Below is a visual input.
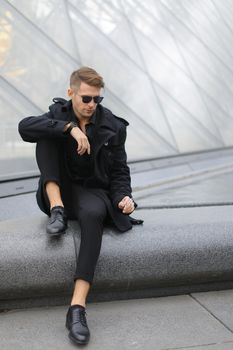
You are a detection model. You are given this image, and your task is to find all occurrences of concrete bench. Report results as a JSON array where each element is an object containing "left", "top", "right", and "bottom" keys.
[{"left": 1, "top": 206, "right": 233, "bottom": 310}]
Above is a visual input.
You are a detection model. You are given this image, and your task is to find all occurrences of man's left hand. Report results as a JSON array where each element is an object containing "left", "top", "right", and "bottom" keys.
[{"left": 118, "top": 196, "right": 135, "bottom": 214}]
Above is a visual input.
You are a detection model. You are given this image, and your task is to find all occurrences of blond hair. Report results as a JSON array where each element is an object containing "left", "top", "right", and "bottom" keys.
[{"left": 70, "top": 66, "right": 104, "bottom": 89}]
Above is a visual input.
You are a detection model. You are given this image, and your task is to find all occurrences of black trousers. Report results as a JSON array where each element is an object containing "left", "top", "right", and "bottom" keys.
[{"left": 36, "top": 139, "right": 107, "bottom": 284}]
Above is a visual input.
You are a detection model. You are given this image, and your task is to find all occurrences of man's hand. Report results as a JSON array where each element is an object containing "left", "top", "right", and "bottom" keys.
[
  {"left": 70, "top": 127, "right": 91, "bottom": 155},
  {"left": 118, "top": 196, "right": 135, "bottom": 214}
]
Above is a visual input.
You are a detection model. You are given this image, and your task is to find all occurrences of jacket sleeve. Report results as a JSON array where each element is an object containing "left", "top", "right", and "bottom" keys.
[
  {"left": 18, "top": 111, "right": 69, "bottom": 143},
  {"left": 109, "top": 124, "right": 132, "bottom": 208}
]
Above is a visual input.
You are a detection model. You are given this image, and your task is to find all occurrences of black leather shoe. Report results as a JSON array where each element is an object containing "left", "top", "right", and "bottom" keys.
[
  {"left": 46, "top": 206, "right": 67, "bottom": 236},
  {"left": 66, "top": 305, "right": 90, "bottom": 345}
]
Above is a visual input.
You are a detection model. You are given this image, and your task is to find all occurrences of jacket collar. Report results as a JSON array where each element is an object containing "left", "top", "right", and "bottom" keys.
[
  {"left": 61, "top": 99, "right": 72, "bottom": 112},
  {"left": 96, "top": 104, "right": 117, "bottom": 131},
  {"left": 62, "top": 102, "right": 118, "bottom": 132},
  {"left": 58, "top": 100, "right": 117, "bottom": 151},
  {"left": 70, "top": 105, "right": 97, "bottom": 125},
  {"left": 58, "top": 98, "right": 128, "bottom": 130},
  {"left": 56, "top": 99, "right": 128, "bottom": 149}
]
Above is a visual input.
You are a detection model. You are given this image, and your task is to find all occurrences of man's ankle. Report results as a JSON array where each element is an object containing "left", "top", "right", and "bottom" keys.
[
  {"left": 71, "top": 300, "right": 86, "bottom": 308},
  {"left": 50, "top": 204, "right": 64, "bottom": 210}
]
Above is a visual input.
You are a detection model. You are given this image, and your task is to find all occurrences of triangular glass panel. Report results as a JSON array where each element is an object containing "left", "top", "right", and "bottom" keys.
[
  {"left": 156, "top": 84, "right": 224, "bottom": 152},
  {"left": 178, "top": 45, "right": 233, "bottom": 118},
  {"left": 70, "top": 0, "right": 144, "bottom": 67},
  {"left": 7, "top": 0, "right": 78, "bottom": 58},
  {"left": 201, "top": 92, "right": 233, "bottom": 146},
  {"left": 105, "top": 89, "right": 178, "bottom": 160},
  {"left": 0, "top": 1, "right": 78, "bottom": 110}
]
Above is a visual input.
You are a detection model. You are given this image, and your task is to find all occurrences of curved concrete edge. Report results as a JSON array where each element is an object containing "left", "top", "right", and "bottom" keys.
[
  {"left": 0, "top": 216, "right": 76, "bottom": 299},
  {"left": 1, "top": 206, "right": 233, "bottom": 309}
]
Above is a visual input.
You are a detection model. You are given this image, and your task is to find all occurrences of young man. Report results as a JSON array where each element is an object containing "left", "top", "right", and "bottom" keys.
[{"left": 18, "top": 66, "right": 141, "bottom": 346}]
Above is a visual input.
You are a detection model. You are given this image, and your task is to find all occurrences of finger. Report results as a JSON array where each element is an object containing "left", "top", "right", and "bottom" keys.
[
  {"left": 119, "top": 197, "right": 131, "bottom": 210},
  {"left": 77, "top": 142, "right": 82, "bottom": 152},
  {"left": 77, "top": 145, "right": 84, "bottom": 155},
  {"left": 123, "top": 198, "right": 132, "bottom": 208},
  {"left": 77, "top": 139, "right": 87, "bottom": 154},
  {"left": 123, "top": 203, "right": 132, "bottom": 211},
  {"left": 77, "top": 147, "right": 86, "bottom": 155},
  {"left": 125, "top": 198, "right": 132, "bottom": 206},
  {"left": 118, "top": 201, "right": 124, "bottom": 209},
  {"left": 78, "top": 149, "right": 84, "bottom": 155},
  {"left": 121, "top": 196, "right": 129, "bottom": 205},
  {"left": 123, "top": 205, "right": 134, "bottom": 214},
  {"left": 123, "top": 201, "right": 134, "bottom": 213},
  {"left": 78, "top": 142, "right": 85, "bottom": 154},
  {"left": 87, "top": 141, "right": 91, "bottom": 155}
]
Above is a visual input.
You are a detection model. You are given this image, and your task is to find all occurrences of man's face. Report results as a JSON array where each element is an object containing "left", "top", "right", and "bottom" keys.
[{"left": 68, "top": 82, "right": 102, "bottom": 121}]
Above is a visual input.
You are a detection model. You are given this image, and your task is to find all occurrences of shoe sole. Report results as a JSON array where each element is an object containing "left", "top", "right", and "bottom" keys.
[
  {"left": 47, "top": 230, "right": 66, "bottom": 237},
  {"left": 68, "top": 333, "right": 90, "bottom": 345}
]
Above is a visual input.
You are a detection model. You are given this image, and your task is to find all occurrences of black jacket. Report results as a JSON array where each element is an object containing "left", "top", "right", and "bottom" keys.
[{"left": 18, "top": 98, "right": 141, "bottom": 232}]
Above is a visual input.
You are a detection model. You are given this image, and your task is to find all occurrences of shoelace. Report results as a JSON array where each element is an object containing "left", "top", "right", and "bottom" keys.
[
  {"left": 72, "top": 309, "right": 87, "bottom": 327},
  {"left": 50, "top": 209, "right": 65, "bottom": 223}
]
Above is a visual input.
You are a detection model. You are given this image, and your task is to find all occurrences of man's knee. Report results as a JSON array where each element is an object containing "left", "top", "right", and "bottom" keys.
[
  {"left": 36, "top": 139, "right": 61, "bottom": 167},
  {"left": 36, "top": 139, "right": 62, "bottom": 181},
  {"left": 36, "top": 139, "right": 58, "bottom": 152},
  {"left": 78, "top": 206, "right": 106, "bottom": 223}
]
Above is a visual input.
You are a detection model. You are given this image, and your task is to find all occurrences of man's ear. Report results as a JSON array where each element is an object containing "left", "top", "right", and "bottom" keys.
[{"left": 67, "top": 88, "right": 74, "bottom": 98}]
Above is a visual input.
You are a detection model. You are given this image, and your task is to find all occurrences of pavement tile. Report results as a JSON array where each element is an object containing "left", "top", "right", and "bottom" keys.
[
  {"left": 1, "top": 295, "right": 233, "bottom": 350},
  {"left": 191, "top": 289, "right": 233, "bottom": 332},
  {"left": 178, "top": 342, "right": 233, "bottom": 350}
]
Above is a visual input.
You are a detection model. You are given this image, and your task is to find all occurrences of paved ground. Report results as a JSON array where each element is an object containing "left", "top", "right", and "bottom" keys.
[
  {"left": 136, "top": 170, "right": 233, "bottom": 208},
  {"left": 1, "top": 289, "right": 233, "bottom": 350}
]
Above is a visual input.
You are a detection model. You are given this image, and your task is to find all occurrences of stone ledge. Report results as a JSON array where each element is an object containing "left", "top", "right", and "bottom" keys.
[{"left": 1, "top": 206, "right": 233, "bottom": 309}]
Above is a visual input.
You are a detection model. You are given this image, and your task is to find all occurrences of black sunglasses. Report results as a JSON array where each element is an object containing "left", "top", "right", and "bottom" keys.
[{"left": 78, "top": 94, "right": 104, "bottom": 104}]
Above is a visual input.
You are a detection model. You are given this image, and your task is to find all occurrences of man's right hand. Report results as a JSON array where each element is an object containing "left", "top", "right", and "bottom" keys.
[{"left": 70, "top": 126, "right": 91, "bottom": 155}]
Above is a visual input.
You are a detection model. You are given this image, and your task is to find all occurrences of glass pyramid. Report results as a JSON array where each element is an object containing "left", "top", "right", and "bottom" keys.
[{"left": 1, "top": 0, "right": 233, "bottom": 179}]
